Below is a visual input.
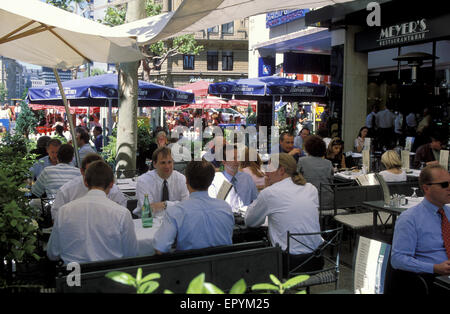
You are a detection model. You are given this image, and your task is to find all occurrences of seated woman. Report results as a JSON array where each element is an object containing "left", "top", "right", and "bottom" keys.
[
  {"left": 354, "top": 126, "right": 369, "bottom": 153},
  {"left": 326, "top": 138, "right": 346, "bottom": 170},
  {"left": 379, "top": 150, "right": 407, "bottom": 182},
  {"left": 297, "top": 135, "right": 334, "bottom": 210},
  {"left": 240, "top": 147, "right": 266, "bottom": 190}
]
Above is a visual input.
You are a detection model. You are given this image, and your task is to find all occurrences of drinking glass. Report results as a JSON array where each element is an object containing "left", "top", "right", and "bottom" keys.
[{"left": 411, "top": 187, "right": 419, "bottom": 198}]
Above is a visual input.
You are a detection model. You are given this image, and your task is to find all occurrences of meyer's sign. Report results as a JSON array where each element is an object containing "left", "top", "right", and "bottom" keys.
[
  {"left": 266, "top": 9, "right": 309, "bottom": 28},
  {"left": 355, "top": 14, "right": 450, "bottom": 52}
]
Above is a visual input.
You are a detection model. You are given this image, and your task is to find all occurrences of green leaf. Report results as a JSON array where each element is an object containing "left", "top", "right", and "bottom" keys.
[
  {"left": 186, "top": 273, "right": 205, "bottom": 294},
  {"left": 283, "top": 275, "right": 310, "bottom": 289},
  {"left": 164, "top": 289, "right": 174, "bottom": 294},
  {"left": 229, "top": 278, "right": 247, "bottom": 294},
  {"left": 138, "top": 281, "right": 159, "bottom": 294},
  {"left": 10, "top": 219, "right": 17, "bottom": 227},
  {"left": 202, "top": 282, "right": 224, "bottom": 294},
  {"left": 296, "top": 290, "right": 307, "bottom": 294},
  {"left": 251, "top": 283, "right": 279, "bottom": 291},
  {"left": 141, "top": 272, "right": 161, "bottom": 284},
  {"left": 270, "top": 274, "right": 282, "bottom": 286},
  {"left": 105, "top": 271, "right": 136, "bottom": 287},
  {"left": 136, "top": 268, "right": 142, "bottom": 284}
]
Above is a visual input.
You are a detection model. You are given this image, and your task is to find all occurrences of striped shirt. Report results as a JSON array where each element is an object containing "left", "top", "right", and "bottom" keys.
[
  {"left": 32, "top": 163, "right": 81, "bottom": 198},
  {"left": 77, "top": 144, "right": 97, "bottom": 167},
  {"left": 29, "top": 156, "right": 54, "bottom": 180}
]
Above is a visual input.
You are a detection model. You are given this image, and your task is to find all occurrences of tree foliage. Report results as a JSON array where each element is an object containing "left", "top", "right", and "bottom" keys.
[{"left": 15, "top": 101, "right": 39, "bottom": 138}]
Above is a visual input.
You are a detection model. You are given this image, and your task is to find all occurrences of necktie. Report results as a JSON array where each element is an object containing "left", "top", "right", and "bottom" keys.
[
  {"left": 438, "top": 208, "right": 450, "bottom": 259},
  {"left": 162, "top": 180, "right": 169, "bottom": 202}
]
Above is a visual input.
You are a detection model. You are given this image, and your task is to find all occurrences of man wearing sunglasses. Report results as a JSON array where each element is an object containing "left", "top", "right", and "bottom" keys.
[{"left": 391, "top": 164, "right": 450, "bottom": 293}]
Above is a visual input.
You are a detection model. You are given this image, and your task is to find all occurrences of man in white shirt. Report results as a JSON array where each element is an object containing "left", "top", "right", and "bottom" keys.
[
  {"left": 31, "top": 144, "right": 81, "bottom": 198},
  {"left": 133, "top": 146, "right": 189, "bottom": 217},
  {"left": 245, "top": 153, "right": 323, "bottom": 278},
  {"left": 47, "top": 160, "right": 138, "bottom": 264},
  {"left": 208, "top": 144, "right": 258, "bottom": 213},
  {"left": 52, "top": 153, "right": 127, "bottom": 220}
]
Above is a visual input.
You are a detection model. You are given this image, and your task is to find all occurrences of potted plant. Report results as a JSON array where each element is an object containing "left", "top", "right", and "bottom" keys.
[{"left": 0, "top": 133, "right": 44, "bottom": 291}]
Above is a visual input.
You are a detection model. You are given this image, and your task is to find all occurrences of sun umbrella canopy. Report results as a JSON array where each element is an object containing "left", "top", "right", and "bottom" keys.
[
  {"left": 208, "top": 76, "right": 329, "bottom": 102},
  {"left": 177, "top": 80, "right": 211, "bottom": 97},
  {"left": 0, "top": 0, "right": 143, "bottom": 69},
  {"left": 27, "top": 74, "right": 194, "bottom": 107}
]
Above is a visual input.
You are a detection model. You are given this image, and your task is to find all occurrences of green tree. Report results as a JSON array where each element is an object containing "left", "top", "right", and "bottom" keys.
[
  {"left": 15, "top": 101, "right": 39, "bottom": 138},
  {"left": 0, "top": 83, "right": 7, "bottom": 103},
  {"left": 88, "top": 68, "right": 107, "bottom": 77}
]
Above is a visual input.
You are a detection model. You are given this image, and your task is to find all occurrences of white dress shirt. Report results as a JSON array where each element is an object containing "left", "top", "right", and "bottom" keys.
[
  {"left": 245, "top": 177, "right": 323, "bottom": 254},
  {"left": 133, "top": 169, "right": 189, "bottom": 216},
  {"left": 52, "top": 175, "right": 128, "bottom": 220},
  {"left": 47, "top": 189, "right": 138, "bottom": 264}
]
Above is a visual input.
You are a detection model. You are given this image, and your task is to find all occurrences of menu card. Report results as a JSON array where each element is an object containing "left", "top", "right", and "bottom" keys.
[{"left": 362, "top": 150, "right": 370, "bottom": 173}]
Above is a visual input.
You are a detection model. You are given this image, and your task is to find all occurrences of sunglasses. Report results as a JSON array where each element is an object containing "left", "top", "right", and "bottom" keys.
[{"left": 426, "top": 181, "right": 450, "bottom": 188}]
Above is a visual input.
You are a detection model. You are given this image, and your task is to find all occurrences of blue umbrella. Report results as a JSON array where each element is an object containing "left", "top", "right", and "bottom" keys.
[
  {"left": 208, "top": 76, "right": 328, "bottom": 101},
  {"left": 27, "top": 73, "right": 194, "bottom": 107}
]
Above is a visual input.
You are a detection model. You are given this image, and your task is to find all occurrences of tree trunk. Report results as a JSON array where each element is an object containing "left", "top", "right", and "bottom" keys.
[{"left": 115, "top": 0, "right": 146, "bottom": 172}]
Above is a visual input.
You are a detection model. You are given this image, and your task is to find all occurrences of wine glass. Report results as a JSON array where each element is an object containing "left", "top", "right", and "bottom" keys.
[{"left": 411, "top": 187, "right": 419, "bottom": 198}]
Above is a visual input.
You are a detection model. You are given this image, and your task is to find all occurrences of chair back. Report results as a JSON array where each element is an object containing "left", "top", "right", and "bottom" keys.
[{"left": 286, "top": 226, "right": 343, "bottom": 289}]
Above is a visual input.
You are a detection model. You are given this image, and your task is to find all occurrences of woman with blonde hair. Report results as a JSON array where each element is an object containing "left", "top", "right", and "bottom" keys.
[
  {"left": 379, "top": 150, "right": 407, "bottom": 182},
  {"left": 240, "top": 147, "right": 266, "bottom": 190},
  {"left": 245, "top": 153, "right": 323, "bottom": 278}
]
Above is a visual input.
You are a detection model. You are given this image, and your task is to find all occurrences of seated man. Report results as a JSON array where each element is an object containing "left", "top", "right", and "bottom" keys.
[
  {"left": 208, "top": 144, "right": 258, "bottom": 213},
  {"left": 391, "top": 164, "right": 450, "bottom": 282},
  {"left": 29, "top": 138, "right": 61, "bottom": 180},
  {"left": 133, "top": 146, "right": 189, "bottom": 217},
  {"left": 294, "top": 127, "right": 311, "bottom": 154},
  {"left": 153, "top": 160, "right": 234, "bottom": 253},
  {"left": 245, "top": 153, "right": 324, "bottom": 278},
  {"left": 279, "top": 132, "right": 304, "bottom": 162},
  {"left": 51, "top": 153, "right": 127, "bottom": 220},
  {"left": 31, "top": 144, "right": 81, "bottom": 198},
  {"left": 47, "top": 160, "right": 138, "bottom": 264},
  {"left": 413, "top": 132, "right": 447, "bottom": 169},
  {"left": 75, "top": 127, "right": 96, "bottom": 167}
]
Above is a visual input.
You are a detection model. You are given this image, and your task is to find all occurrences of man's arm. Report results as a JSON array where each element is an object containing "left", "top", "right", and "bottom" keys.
[
  {"left": 244, "top": 193, "right": 268, "bottom": 228},
  {"left": 152, "top": 213, "right": 178, "bottom": 254},
  {"left": 391, "top": 215, "right": 435, "bottom": 274}
]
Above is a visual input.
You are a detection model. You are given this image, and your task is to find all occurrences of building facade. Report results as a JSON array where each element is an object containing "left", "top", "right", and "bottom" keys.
[
  {"left": 0, "top": 57, "right": 26, "bottom": 103},
  {"left": 145, "top": 0, "right": 249, "bottom": 88}
]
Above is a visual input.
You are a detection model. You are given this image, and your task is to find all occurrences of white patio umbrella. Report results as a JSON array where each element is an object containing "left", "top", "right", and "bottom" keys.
[
  {"left": 113, "top": 0, "right": 354, "bottom": 45},
  {"left": 0, "top": 0, "right": 145, "bottom": 166}
]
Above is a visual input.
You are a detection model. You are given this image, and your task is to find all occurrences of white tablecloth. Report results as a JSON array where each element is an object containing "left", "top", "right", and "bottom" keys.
[
  {"left": 334, "top": 170, "right": 363, "bottom": 181},
  {"left": 116, "top": 178, "right": 137, "bottom": 192},
  {"left": 133, "top": 218, "right": 162, "bottom": 256},
  {"left": 405, "top": 169, "right": 421, "bottom": 177}
]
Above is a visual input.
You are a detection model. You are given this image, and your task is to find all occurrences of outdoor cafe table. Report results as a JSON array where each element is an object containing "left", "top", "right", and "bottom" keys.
[{"left": 362, "top": 196, "right": 424, "bottom": 230}]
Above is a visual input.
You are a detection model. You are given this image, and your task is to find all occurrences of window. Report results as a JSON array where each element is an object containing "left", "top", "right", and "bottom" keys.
[
  {"left": 207, "top": 26, "right": 219, "bottom": 33},
  {"left": 222, "top": 51, "right": 233, "bottom": 71},
  {"left": 207, "top": 51, "right": 218, "bottom": 71},
  {"left": 183, "top": 55, "right": 195, "bottom": 70},
  {"left": 221, "top": 22, "right": 234, "bottom": 35}
]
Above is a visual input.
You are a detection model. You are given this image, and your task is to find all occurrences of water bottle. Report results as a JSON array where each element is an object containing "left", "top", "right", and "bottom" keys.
[{"left": 141, "top": 194, "right": 153, "bottom": 228}]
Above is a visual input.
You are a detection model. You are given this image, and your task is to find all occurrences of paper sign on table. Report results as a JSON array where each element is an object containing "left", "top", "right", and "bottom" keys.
[
  {"left": 401, "top": 150, "right": 410, "bottom": 171},
  {"left": 439, "top": 150, "right": 449, "bottom": 171},
  {"left": 363, "top": 138, "right": 371, "bottom": 151},
  {"left": 362, "top": 150, "right": 370, "bottom": 173}
]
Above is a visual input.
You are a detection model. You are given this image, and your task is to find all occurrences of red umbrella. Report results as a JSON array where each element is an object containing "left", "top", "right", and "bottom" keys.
[
  {"left": 29, "top": 104, "right": 100, "bottom": 114},
  {"left": 177, "top": 80, "right": 210, "bottom": 97},
  {"left": 227, "top": 99, "right": 257, "bottom": 112}
]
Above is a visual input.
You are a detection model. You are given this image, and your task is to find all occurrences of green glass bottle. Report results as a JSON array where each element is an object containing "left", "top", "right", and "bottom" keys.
[{"left": 142, "top": 194, "right": 153, "bottom": 228}]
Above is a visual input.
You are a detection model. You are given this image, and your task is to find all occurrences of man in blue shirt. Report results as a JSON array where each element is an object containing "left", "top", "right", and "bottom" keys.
[
  {"left": 153, "top": 160, "right": 234, "bottom": 253},
  {"left": 92, "top": 126, "right": 103, "bottom": 153},
  {"left": 279, "top": 132, "right": 304, "bottom": 163},
  {"left": 208, "top": 144, "right": 258, "bottom": 212},
  {"left": 29, "top": 138, "right": 61, "bottom": 180},
  {"left": 391, "top": 164, "right": 450, "bottom": 277}
]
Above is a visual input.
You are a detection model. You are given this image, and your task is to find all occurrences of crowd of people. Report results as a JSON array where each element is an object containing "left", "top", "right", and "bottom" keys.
[{"left": 9, "top": 100, "right": 447, "bottom": 293}]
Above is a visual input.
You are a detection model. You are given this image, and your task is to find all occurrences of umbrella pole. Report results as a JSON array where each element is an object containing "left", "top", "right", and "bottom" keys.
[
  {"left": 108, "top": 98, "right": 113, "bottom": 135},
  {"left": 53, "top": 68, "right": 80, "bottom": 167}
]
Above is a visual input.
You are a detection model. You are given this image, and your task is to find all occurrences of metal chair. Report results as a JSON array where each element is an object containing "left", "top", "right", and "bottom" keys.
[
  {"left": 285, "top": 226, "right": 343, "bottom": 293},
  {"left": 318, "top": 182, "right": 353, "bottom": 230}
]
